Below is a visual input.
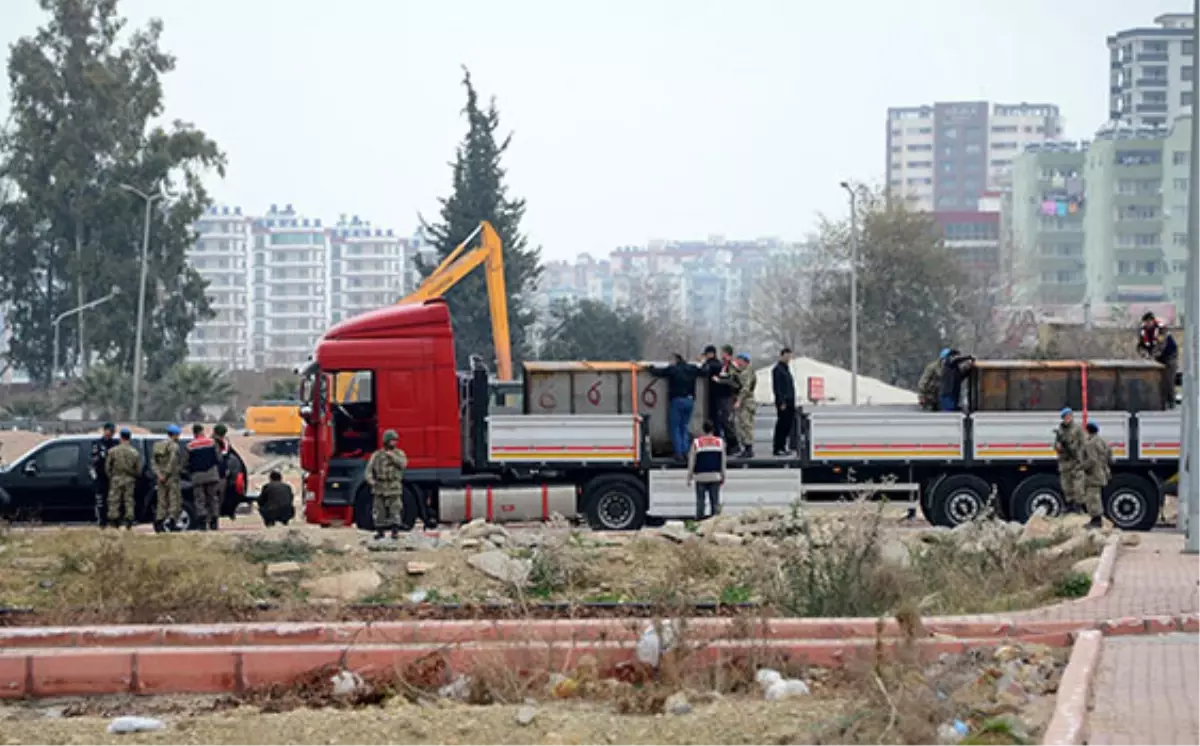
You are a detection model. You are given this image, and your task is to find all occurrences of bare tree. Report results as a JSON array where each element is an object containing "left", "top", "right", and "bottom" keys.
[
  {"left": 744, "top": 248, "right": 816, "bottom": 357},
  {"left": 620, "top": 272, "right": 702, "bottom": 359}
]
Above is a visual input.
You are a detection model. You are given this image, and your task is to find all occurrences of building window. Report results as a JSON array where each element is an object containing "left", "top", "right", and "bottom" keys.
[
  {"left": 906, "top": 144, "right": 933, "bottom": 152},
  {"left": 1183, "top": 91, "right": 1194, "bottom": 107},
  {"left": 1174, "top": 232, "right": 1189, "bottom": 246},
  {"left": 1173, "top": 151, "right": 1191, "bottom": 166},
  {"left": 1175, "top": 177, "right": 1189, "bottom": 191},
  {"left": 1186, "top": 40, "right": 1196, "bottom": 56},
  {"left": 1184, "top": 66, "right": 1196, "bottom": 82},
  {"left": 991, "top": 125, "right": 1018, "bottom": 134},
  {"left": 1116, "top": 150, "right": 1161, "bottom": 166}
]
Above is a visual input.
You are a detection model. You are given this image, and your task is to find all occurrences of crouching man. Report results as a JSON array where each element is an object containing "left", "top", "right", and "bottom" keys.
[
  {"left": 258, "top": 470, "right": 296, "bottom": 527},
  {"left": 686, "top": 420, "right": 727, "bottom": 520}
]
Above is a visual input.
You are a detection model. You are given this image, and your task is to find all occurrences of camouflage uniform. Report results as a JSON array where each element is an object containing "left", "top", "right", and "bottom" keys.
[
  {"left": 1054, "top": 420, "right": 1086, "bottom": 508},
  {"left": 105, "top": 440, "right": 142, "bottom": 526},
  {"left": 1082, "top": 432, "right": 1112, "bottom": 520},
  {"left": 733, "top": 362, "right": 758, "bottom": 454},
  {"left": 365, "top": 431, "right": 408, "bottom": 535},
  {"left": 152, "top": 438, "right": 183, "bottom": 525},
  {"left": 917, "top": 359, "right": 942, "bottom": 411}
]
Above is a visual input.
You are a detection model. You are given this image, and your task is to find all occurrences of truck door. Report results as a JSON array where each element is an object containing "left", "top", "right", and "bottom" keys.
[{"left": 7, "top": 441, "right": 88, "bottom": 521}]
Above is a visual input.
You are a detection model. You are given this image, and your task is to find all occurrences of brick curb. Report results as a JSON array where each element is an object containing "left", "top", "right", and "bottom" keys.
[
  {"left": 1042, "top": 630, "right": 1102, "bottom": 746},
  {"left": 1085, "top": 534, "right": 1120, "bottom": 600},
  {"left": 0, "top": 634, "right": 1073, "bottom": 700}
]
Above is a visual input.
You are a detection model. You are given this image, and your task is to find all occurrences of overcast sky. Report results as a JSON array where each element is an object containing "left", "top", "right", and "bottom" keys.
[{"left": 0, "top": 0, "right": 1187, "bottom": 260}]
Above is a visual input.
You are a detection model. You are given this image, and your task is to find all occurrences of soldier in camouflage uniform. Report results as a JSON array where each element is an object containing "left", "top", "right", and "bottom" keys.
[
  {"left": 365, "top": 429, "right": 408, "bottom": 539},
  {"left": 105, "top": 428, "right": 142, "bottom": 530},
  {"left": 152, "top": 425, "right": 183, "bottom": 533},
  {"left": 1082, "top": 422, "right": 1111, "bottom": 529},
  {"left": 1054, "top": 408, "right": 1086, "bottom": 512},
  {"left": 732, "top": 353, "right": 758, "bottom": 458},
  {"left": 917, "top": 349, "right": 949, "bottom": 411}
]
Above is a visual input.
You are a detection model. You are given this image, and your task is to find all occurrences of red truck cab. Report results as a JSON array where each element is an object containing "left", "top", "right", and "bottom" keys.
[{"left": 299, "top": 300, "right": 462, "bottom": 526}]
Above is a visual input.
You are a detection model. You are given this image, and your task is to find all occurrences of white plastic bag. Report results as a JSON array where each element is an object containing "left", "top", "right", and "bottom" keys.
[{"left": 107, "top": 717, "right": 164, "bottom": 734}]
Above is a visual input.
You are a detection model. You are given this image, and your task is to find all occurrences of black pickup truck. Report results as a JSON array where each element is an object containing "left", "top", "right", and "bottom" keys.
[{"left": 0, "top": 434, "right": 249, "bottom": 529}]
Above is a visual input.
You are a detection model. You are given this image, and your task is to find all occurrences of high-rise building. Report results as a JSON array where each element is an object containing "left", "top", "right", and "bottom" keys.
[
  {"left": 887, "top": 101, "right": 1065, "bottom": 212},
  {"left": 189, "top": 205, "right": 252, "bottom": 369},
  {"left": 249, "top": 204, "right": 329, "bottom": 370},
  {"left": 1009, "top": 143, "right": 1088, "bottom": 305},
  {"left": 1108, "top": 13, "right": 1195, "bottom": 130},
  {"left": 329, "top": 215, "right": 407, "bottom": 325}
]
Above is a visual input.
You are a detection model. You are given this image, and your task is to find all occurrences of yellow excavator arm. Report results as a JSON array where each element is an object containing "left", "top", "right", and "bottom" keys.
[{"left": 402, "top": 221, "right": 513, "bottom": 381}]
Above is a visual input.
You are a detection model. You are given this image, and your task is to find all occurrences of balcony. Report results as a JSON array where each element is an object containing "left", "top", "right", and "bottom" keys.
[
  {"left": 1137, "top": 53, "right": 1169, "bottom": 63},
  {"left": 1135, "top": 78, "right": 1169, "bottom": 87},
  {"left": 1136, "top": 103, "right": 1169, "bottom": 113}
]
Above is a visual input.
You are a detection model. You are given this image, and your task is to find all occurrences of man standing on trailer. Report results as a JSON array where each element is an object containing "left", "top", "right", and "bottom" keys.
[
  {"left": 772, "top": 348, "right": 797, "bottom": 456},
  {"left": 709, "top": 344, "right": 739, "bottom": 451},
  {"left": 732, "top": 352, "right": 758, "bottom": 458},
  {"left": 939, "top": 349, "right": 975, "bottom": 412},
  {"left": 919, "top": 349, "right": 950, "bottom": 411},
  {"left": 365, "top": 429, "right": 408, "bottom": 540},
  {"left": 1054, "top": 408, "right": 1086, "bottom": 511},
  {"left": 648, "top": 353, "right": 700, "bottom": 460},
  {"left": 686, "top": 420, "right": 726, "bottom": 519},
  {"left": 1082, "top": 422, "right": 1112, "bottom": 529},
  {"left": 1137, "top": 311, "right": 1178, "bottom": 409}
]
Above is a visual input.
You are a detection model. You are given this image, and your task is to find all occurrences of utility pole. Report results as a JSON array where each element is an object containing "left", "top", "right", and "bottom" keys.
[
  {"left": 52, "top": 287, "right": 121, "bottom": 385},
  {"left": 1183, "top": 0, "right": 1200, "bottom": 554},
  {"left": 119, "top": 182, "right": 166, "bottom": 423},
  {"left": 839, "top": 182, "right": 860, "bottom": 405}
]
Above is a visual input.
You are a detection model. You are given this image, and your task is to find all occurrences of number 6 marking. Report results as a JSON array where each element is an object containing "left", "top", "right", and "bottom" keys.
[{"left": 587, "top": 381, "right": 602, "bottom": 406}]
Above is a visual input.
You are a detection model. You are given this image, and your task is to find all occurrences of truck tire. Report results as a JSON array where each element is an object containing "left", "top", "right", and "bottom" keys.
[
  {"left": 177, "top": 500, "right": 196, "bottom": 532},
  {"left": 929, "top": 474, "right": 990, "bottom": 528},
  {"left": 1010, "top": 474, "right": 1067, "bottom": 523},
  {"left": 354, "top": 485, "right": 374, "bottom": 531},
  {"left": 582, "top": 474, "right": 646, "bottom": 531},
  {"left": 919, "top": 475, "right": 944, "bottom": 524},
  {"left": 1104, "top": 473, "right": 1160, "bottom": 532}
]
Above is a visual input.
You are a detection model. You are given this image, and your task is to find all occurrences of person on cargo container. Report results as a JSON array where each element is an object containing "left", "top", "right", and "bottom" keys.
[
  {"left": 938, "top": 349, "right": 975, "bottom": 412},
  {"left": 687, "top": 420, "right": 726, "bottom": 519},
  {"left": 918, "top": 349, "right": 950, "bottom": 411},
  {"left": 649, "top": 353, "right": 701, "bottom": 460},
  {"left": 709, "top": 344, "right": 740, "bottom": 452},
  {"left": 1137, "top": 312, "right": 1178, "bottom": 409},
  {"left": 1054, "top": 408, "right": 1086, "bottom": 511},
  {"left": 732, "top": 353, "right": 758, "bottom": 458},
  {"left": 1082, "top": 422, "right": 1111, "bottom": 529},
  {"left": 772, "top": 348, "right": 797, "bottom": 456}
]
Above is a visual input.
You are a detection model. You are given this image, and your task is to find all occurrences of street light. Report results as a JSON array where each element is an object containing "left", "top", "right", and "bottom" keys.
[
  {"left": 118, "top": 182, "right": 168, "bottom": 423},
  {"left": 1182, "top": 0, "right": 1200, "bottom": 554},
  {"left": 52, "top": 285, "right": 121, "bottom": 384},
  {"left": 839, "top": 181, "right": 859, "bottom": 406}
]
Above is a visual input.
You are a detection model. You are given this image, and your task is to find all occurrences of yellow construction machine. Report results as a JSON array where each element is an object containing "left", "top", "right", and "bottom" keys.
[{"left": 242, "top": 221, "right": 512, "bottom": 452}]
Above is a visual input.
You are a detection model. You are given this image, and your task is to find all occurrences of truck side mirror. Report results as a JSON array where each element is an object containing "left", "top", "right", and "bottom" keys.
[{"left": 299, "top": 405, "right": 313, "bottom": 424}]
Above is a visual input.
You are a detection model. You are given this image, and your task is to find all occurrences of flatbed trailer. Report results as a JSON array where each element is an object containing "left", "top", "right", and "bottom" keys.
[{"left": 298, "top": 301, "right": 1179, "bottom": 532}]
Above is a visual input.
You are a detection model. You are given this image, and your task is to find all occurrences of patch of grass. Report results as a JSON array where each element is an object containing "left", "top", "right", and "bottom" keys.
[
  {"left": 718, "top": 583, "right": 752, "bottom": 605},
  {"left": 1052, "top": 571, "right": 1092, "bottom": 599},
  {"left": 234, "top": 531, "right": 315, "bottom": 564},
  {"left": 963, "top": 716, "right": 1031, "bottom": 745}
]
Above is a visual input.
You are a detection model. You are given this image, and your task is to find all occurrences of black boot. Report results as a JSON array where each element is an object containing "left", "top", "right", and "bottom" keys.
[
  {"left": 198, "top": 519, "right": 209, "bottom": 532},
  {"left": 390, "top": 527, "right": 401, "bottom": 540},
  {"left": 1087, "top": 516, "right": 1103, "bottom": 529},
  {"left": 374, "top": 530, "right": 386, "bottom": 540},
  {"left": 124, "top": 521, "right": 134, "bottom": 531},
  {"left": 740, "top": 446, "right": 754, "bottom": 459},
  {"left": 208, "top": 516, "right": 219, "bottom": 531},
  {"left": 153, "top": 520, "right": 165, "bottom": 534}
]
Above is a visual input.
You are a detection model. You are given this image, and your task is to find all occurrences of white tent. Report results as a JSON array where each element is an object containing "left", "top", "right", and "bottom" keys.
[{"left": 753, "top": 356, "right": 917, "bottom": 406}]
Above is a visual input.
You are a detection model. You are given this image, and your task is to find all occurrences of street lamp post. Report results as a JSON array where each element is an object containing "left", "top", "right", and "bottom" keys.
[
  {"left": 1182, "top": 0, "right": 1200, "bottom": 554},
  {"left": 118, "top": 182, "right": 167, "bottom": 423},
  {"left": 839, "top": 181, "right": 859, "bottom": 405},
  {"left": 52, "top": 286, "right": 121, "bottom": 384}
]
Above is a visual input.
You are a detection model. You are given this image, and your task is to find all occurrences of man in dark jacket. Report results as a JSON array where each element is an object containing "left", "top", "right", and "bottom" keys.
[
  {"left": 1138, "top": 311, "right": 1178, "bottom": 409},
  {"left": 187, "top": 424, "right": 222, "bottom": 531},
  {"left": 708, "top": 344, "right": 739, "bottom": 451},
  {"left": 939, "top": 350, "right": 976, "bottom": 412},
  {"left": 771, "top": 348, "right": 796, "bottom": 456},
  {"left": 649, "top": 353, "right": 700, "bottom": 460},
  {"left": 89, "top": 422, "right": 119, "bottom": 527},
  {"left": 258, "top": 470, "right": 296, "bottom": 526}
]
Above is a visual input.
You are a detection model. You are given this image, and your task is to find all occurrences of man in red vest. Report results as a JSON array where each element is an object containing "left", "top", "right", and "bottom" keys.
[{"left": 686, "top": 420, "right": 727, "bottom": 520}]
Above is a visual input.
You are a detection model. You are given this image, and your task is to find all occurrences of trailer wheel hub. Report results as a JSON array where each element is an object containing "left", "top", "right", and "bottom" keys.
[
  {"left": 1029, "top": 491, "right": 1063, "bottom": 518},
  {"left": 596, "top": 492, "right": 634, "bottom": 530},
  {"left": 947, "top": 491, "right": 982, "bottom": 524},
  {"left": 1109, "top": 490, "right": 1145, "bottom": 527}
]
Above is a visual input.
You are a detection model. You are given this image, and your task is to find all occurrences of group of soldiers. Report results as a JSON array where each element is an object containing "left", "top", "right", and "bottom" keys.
[
  {"left": 649, "top": 345, "right": 759, "bottom": 461},
  {"left": 1054, "top": 409, "right": 1113, "bottom": 527},
  {"left": 88, "top": 421, "right": 238, "bottom": 532}
]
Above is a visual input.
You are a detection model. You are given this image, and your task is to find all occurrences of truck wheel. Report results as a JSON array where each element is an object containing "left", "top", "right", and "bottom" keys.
[
  {"left": 354, "top": 486, "right": 375, "bottom": 531},
  {"left": 1104, "top": 474, "right": 1160, "bottom": 532},
  {"left": 1010, "top": 474, "right": 1066, "bottom": 523},
  {"left": 919, "top": 476, "right": 944, "bottom": 524},
  {"left": 582, "top": 474, "right": 646, "bottom": 531},
  {"left": 929, "top": 474, "right": 990, "bottom": 527},
  {"left": 177, "top": 501, "right": 196, "bottom": 532}
]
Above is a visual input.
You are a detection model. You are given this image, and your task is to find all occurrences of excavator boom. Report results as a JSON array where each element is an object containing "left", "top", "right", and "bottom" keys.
[{"left": 402, "top": 221, "right": 512, "bottom": 380}]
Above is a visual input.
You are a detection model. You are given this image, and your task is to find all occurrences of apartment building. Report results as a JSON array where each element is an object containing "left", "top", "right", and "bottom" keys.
[
  {"left": 1009, "top": 143, "right": 1089, "bottom": 304},
  {"left": 330, "top": 215, "right": 407, "bottom": 325},
  {"left": 1108, "top": 13, "right": 1195, "bottom": 130},
  {"left": 887, "top": 101, "right": 1065, "bottom": 212},
  {"left": 249, "top": 204, "right": 329, "bottom": 370},
  {"left": 932, "top": 210, "right": 1001, "bottom": 284},
  {"left": 189, "top": 206, "right": 252, "bottom": 368}
]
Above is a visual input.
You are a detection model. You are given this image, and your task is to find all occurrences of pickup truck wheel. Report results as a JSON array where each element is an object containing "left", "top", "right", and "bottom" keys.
[
  {"left": 929, "top": 474, "right": 990, "bottom": 527},
  {"left": 354, "top": 485, "right": 375, "bottom": 531},
  {"left": 176, "top": 501, "right": 196, "bottom": 532},
  {"left": 1104, "top": 474, "right": 1159, "bottom": 532},
  {"left": 1010, "top": 474, "right": 1066, "bottom": 523},
  {"left": 582, "top": 474, "right": 646, "bottom": 531}
]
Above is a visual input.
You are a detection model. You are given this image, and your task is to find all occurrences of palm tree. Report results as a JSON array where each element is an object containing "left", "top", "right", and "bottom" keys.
[
  {"left": 265, "top": 376, "right": 301, "bottom": 401},
  {"left": 70, "top": 365, "right": 132, "bottom": 421},
  {"left": 152, "top": 364, "right": 236, "bottom": 422},
  {"left": 0, "top": 395, "right": 58, "bottom": 420}
]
